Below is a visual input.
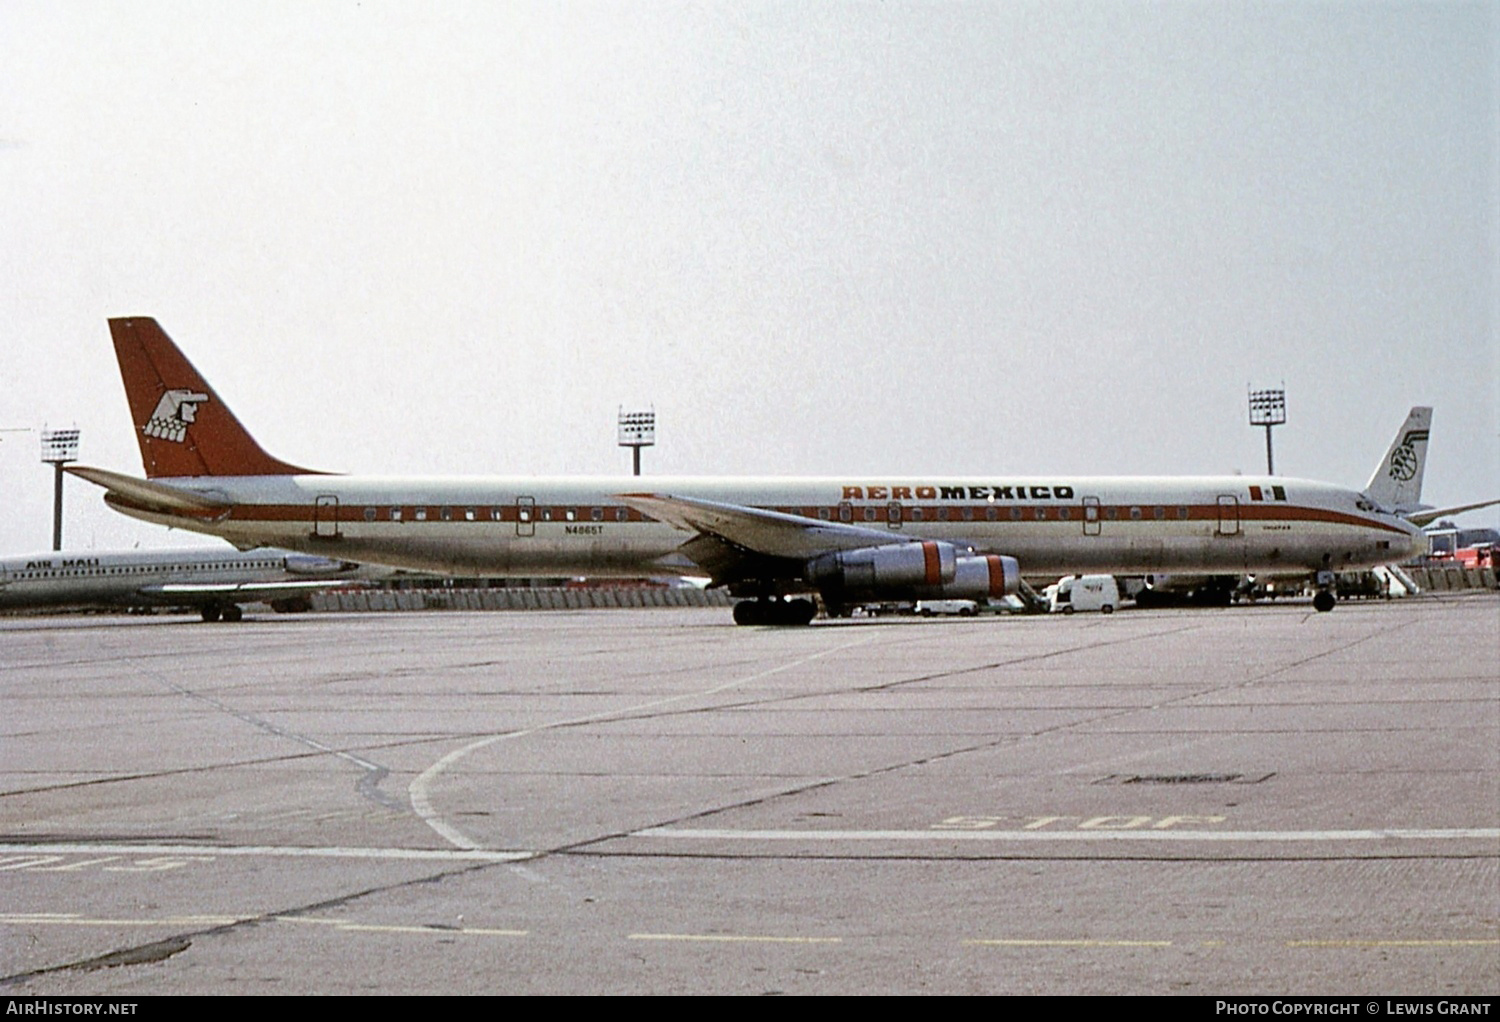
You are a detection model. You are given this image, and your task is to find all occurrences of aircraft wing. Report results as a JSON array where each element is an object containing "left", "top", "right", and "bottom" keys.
[
  {"left": 619, "top": 492, "right": 919, "bottom": 561},
  {"left": 1403, "top": 498, "right": 1500, "bottom": 528},
  {"left": 141, "top": 580, "right": 370, "bottom": 601}
]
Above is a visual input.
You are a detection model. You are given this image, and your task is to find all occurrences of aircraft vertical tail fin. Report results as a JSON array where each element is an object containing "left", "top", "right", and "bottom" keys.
[
  {"left": 108, "top": 317, "right": 321, "bottom": 478},
  {"left": 1363, "top": 406, "right": 1431, "bottom": 514}
]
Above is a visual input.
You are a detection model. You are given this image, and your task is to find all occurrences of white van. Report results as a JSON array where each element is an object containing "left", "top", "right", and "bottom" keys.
[
  {"left": 1048, "top": 575, "right": 1119, "bottom": 614},
  {"left": 915, "top": 599, "right": 980, "bottom": 617}
]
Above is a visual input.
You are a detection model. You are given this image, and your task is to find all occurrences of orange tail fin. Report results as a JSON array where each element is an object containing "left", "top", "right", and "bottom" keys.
[{"left": 109, "top": 317, "right": 322, "bottom": 478}]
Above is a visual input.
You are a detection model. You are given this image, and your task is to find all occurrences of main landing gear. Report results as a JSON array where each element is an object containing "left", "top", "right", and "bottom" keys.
[
  {"left": 199, "top": 603, "right": 244, "bottom": 623},
  {"left": 732, "top": 596, "right": 817, "bottom": 626}
]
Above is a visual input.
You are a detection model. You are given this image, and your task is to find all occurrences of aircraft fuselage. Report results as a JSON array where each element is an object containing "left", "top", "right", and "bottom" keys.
[
  {"left": 102, "top": 472, "right": 1419, "bottom": 581},
  {"left": 0, "top": 548, "right": 364, "bottom": 614}
]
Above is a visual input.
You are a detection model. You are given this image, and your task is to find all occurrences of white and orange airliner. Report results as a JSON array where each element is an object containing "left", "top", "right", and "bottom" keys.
[{"left": 68, "top": 318, "right": 1478, "bottom": 624}]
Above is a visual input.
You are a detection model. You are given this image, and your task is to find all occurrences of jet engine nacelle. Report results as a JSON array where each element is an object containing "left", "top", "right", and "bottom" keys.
[
  {"left": 806, "top": 541, "right": 957, "bottom": 590},
  {"left": 806, "top": 542, "right": 1019, "bottom": 601},
  {"left": 284, "top": 553, "right": 358, "bottom": 575},
  {"left": 917, "top": 553, "right": 1020, "bottom": 601}
]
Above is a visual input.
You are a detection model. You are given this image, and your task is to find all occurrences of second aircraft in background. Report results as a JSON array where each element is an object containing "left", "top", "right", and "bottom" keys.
[{"left": 0, "top": 546, "right": 377, "bottom": 622}]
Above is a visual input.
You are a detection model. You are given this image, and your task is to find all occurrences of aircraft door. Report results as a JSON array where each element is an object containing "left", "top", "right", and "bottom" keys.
[
  {"left": 313, "top": 495, "right": 341, "bottom": 538},
  {"left": 1216, "top": 495, "right": 1241, "bottom": 537},
  {"left": 1082, "top": 496, "right": 1102, "bottom": 536},
  {"left": 516, "top": 496, "right": 535, "bottom": 537}
]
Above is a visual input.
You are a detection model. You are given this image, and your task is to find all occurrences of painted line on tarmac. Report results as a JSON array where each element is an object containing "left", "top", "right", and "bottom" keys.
[
  {"left": 1, "top": 913, "right": 243, "bottom": 927},
  {"left": 9, "top": 914, "right": 1489, "bottom": 952},
  {"left": 277, "top": 917, "right": 528, "bottom": 937},
  {"left": 0, "top": 841, "right": 531, "bottom": 862},
  {"left": 411, "top": 633, "right": 885, "bottom": 850},
  {"left": 0, "top": 913, "right": 529, "bottom": 938},
  {"left": 965, "top": 938, "right": 1173, "bottom": 947},
  {"left": 631, "top": 827, "right": 1500, "bottom": 843},
  {"left": 629, "top": 932, "right": 842, "bottom": 944},
  {"left": 1287, "top": 939, "right": 1500, "bottom": 948}
]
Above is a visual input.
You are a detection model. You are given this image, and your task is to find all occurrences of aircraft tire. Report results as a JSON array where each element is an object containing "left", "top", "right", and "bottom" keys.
[
  {"left": 789, "top": 598, "right": 816, "bottom": 625},
  {"left": 1313, "top": 590, "right": 1336, "bottom": 613},
  {"left": 733, "top": 598, "right": 816, "bottom": 626},
  {"left": 222, "top": 605, "right": 243, "bottom": 623},
  {"left": 200, "top": 606, "right": 222, "bottom": 623}
]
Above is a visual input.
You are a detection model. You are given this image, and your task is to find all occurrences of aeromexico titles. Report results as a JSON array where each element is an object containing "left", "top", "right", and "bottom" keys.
[{"left": 66, "top": 318, "right": 1493, "bottom": 625}]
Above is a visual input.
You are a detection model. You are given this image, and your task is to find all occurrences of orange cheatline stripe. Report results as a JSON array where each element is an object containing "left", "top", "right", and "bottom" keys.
[{"left": 161, "top": 500, "right": 1404, "bottom": 537}]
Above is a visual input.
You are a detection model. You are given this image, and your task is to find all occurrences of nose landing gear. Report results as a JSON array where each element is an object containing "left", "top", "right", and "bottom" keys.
[{"left": 1313, "top": 568, "right": 1337, "bottom": 613}]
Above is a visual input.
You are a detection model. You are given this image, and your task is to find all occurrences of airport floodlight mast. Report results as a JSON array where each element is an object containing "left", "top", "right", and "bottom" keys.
[
  {"left": 40, "top": 427, "right": 80, "bottom": 551},
  {"left": 618, "top": 408, "right": 655, "bottom": 477},
  {"left": 1247, "top": 387, "right": 1286, "bottom": 475}
]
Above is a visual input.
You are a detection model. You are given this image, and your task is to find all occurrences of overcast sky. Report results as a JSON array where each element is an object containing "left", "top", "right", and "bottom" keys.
[{"left": 1, "top": 1, "right": 1495, "bottom": 556}]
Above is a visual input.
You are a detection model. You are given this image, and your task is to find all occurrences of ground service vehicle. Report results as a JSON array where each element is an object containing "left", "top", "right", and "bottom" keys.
[{"left": 1047, "top": 574, "right": 1119, "bottom": 613}]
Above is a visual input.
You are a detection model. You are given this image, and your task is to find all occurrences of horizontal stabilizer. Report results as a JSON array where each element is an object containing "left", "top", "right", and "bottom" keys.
[
  {"left": 66, "top": 465, "right": 231, "bottom": 520},
  {"left": 1404, "top": 498, "right": 1500, "bottom": 528}
]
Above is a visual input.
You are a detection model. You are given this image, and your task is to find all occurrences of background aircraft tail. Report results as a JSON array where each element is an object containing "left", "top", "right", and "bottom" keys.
[
  {"left": 1363, "top": 406, "right": 1431, "bottom": 514},
  {"left": 109, "top": 317, "right": 321, "bottom": 478}
]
